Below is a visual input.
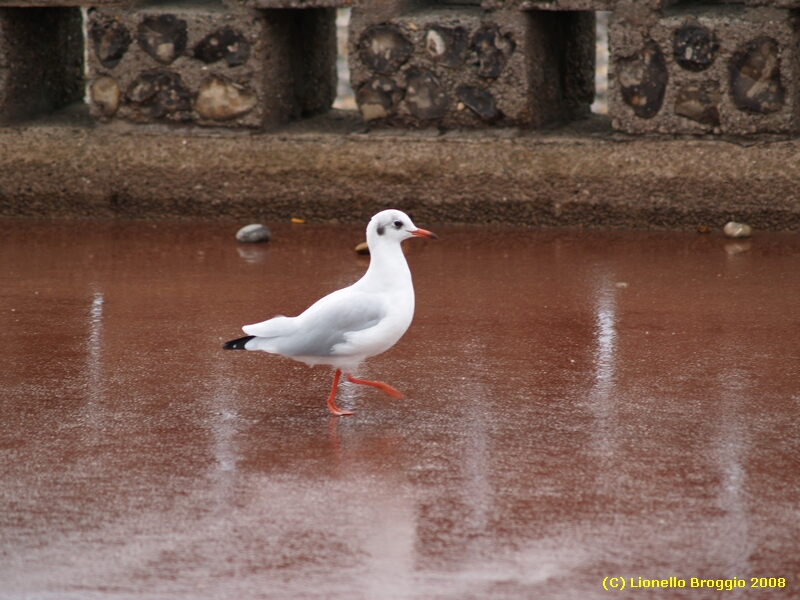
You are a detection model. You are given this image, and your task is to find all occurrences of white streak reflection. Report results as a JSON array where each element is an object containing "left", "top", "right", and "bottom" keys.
[
  {"left": 209, "top": 379, "right": 241, "bottom": 476},
  {"left": 79, "top": 289, "right": 106, "bottom": 439},
  {"left": 456, "top": 339, "right": 493, "bottom": 553},
  {"left": 588, "top": 277, "right": 619, "bottom": 466},
  {"left": 591, "top": 280, "right": 617, "bottom": 409},
  {"left": 714, "top": 367, "right": 751, "bottom": 579},
  {"left": 88, "top": 291, "right": 104, "bottom": 401},
  {"left": 595, "top": 300, "right": 616, "bottom": 390}
]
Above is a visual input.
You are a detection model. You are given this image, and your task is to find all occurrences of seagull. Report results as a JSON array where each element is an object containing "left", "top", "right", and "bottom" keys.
[{"left": 223, "top": 209, "right": 438, "bottom": 416}]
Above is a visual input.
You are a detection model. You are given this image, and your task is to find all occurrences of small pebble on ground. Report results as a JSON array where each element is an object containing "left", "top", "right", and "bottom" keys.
[
  {"left": 723, "top": 221, "right": 752, "bottom": 238},
  {"left": 236, "top": 224, "right": 272, "bottom": 243}
]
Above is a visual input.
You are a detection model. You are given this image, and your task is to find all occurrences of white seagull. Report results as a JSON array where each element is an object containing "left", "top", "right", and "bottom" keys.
[{"left": 223, "top": 209, "right": 438, "bottom": 416}]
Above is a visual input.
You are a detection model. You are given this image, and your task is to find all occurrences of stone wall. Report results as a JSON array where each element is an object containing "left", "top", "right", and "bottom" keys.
[
  {"left": 2, "top": 0, "right": 800, "bottom": 134},
  {"left": 1, "top": 1, "right": 800, "bottom": 229}
]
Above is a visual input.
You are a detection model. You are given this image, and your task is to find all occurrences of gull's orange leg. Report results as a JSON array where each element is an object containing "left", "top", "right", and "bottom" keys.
[
  {"left": 327, "top": 369, "right": 353, "bottom": 416},
  {"left": 345, "top": 374, "right": 404, "bottom": 399}
]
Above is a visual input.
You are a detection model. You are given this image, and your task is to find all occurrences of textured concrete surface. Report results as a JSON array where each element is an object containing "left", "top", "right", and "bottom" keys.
[
  {"left": 1, "top": 106, "right": 800, "bottom": 230},
  {"left": 1, "top": 220, "right": 799, "bottom": 598}
]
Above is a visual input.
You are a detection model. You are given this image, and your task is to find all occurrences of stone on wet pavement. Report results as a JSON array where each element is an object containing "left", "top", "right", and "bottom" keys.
[
  {"left": 723, "top": 221, "right": 753, "bottom": 238},
  {"left": 236, "top": 223, "right": 272, "bottom": 243}
]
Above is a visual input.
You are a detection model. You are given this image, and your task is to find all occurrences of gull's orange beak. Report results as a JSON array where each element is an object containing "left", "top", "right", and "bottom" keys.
[{"left": 411, "top": 228, "right": 438, "bottom": 240}]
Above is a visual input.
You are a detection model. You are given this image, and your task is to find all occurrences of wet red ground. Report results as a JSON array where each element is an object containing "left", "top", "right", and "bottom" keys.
[{"left": 1, "top": 220, "right": 799, "bottom": 599}]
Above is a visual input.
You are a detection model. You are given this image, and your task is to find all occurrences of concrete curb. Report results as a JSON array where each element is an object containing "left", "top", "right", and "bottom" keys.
[{"left": 1, "top": 109, "right": 799, "bottom": 231}]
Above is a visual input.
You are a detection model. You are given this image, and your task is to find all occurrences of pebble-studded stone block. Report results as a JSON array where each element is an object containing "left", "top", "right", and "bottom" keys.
[
  {"left": 481, "top": 0, "right": 681, "bottom": 10},
  {"left": 0, "top": 1, "right": 127, "bottom": 4},
  {"left": 224, "top": 0, "right": 345, "bottom": 7},
  {"left": 86, "top": 5, "right": 336, "bottom": 128},
  {"left": 348, "top": 6, "right": 595, "bottom": 129},
  {"left": 488, "top": 0, "right": 800, "bottom": 15},
  {"left": 742, "top": 1, "right": 800, "bottom": 7},
  {"left": 0, "top": 7, "right": 83, "bottom": 125},
  {"left": 609, "top": 4, "right": 800, "bottom": 135},
  {"left": 483, "top": 0, "right": 615, "bottom": 10}
]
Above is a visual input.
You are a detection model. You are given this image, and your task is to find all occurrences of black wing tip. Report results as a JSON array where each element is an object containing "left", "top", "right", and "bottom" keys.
[{"left": 223, "top": 335, "right": 255, "bottom": 350}]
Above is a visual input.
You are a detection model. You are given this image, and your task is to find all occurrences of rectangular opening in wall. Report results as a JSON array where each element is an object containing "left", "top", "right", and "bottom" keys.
[
  {"left": 334, "top": 8, "right": 356, "bottom": 110},
  {"left": 0, "top": 7, "right": 86, "bottom": 125},
  {"left": 591, "top": 10, "right": 610, "bottom": 115}
]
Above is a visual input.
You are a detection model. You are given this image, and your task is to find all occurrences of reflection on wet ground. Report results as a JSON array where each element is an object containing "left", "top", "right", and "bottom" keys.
[{"left": 1, "top": 220, "right": 799, "bottom": 599}]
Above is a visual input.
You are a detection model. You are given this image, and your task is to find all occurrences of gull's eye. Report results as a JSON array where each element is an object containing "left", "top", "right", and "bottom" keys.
[{"left": 393, "top": 220, "right": 403, "bottom": 228}]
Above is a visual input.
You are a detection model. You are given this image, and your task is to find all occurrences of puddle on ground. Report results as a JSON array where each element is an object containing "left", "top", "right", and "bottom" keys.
[{"left": 1, "top": 220, "right": 799, "bottom": 598}]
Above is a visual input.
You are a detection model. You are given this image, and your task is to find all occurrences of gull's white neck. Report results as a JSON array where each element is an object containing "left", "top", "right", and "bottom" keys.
[{"left": 360, "top": 237, "right": 412, "bottom": 292}]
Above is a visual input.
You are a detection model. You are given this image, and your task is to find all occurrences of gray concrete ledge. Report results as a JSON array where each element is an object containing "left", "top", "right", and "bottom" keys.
[{"left": 1, "top": 105, "right": 799, "bottom": 231}]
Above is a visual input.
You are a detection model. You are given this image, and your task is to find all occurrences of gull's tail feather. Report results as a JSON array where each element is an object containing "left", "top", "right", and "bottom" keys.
[{"left": 223, "top": 335, "right": 256, "bottom": 350}]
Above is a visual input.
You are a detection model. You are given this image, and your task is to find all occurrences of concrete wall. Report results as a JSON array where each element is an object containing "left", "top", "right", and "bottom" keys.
[{"left": 0, "top": 0, "right": 800, "bottom": 230}]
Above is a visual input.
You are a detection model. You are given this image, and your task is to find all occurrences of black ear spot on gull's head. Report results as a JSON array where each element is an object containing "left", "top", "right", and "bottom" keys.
[{"left": 377, "top": 224, "right": 385, "bottom": 236}]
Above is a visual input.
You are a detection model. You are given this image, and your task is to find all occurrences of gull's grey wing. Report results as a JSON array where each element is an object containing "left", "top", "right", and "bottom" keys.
[{"left": 270, "top": 289, "right": 384, "bottom": 358}]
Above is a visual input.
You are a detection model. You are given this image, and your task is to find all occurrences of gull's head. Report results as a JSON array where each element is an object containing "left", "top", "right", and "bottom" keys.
[{"left": 366, "top": 209, "right": 438, "bottom": 247}]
